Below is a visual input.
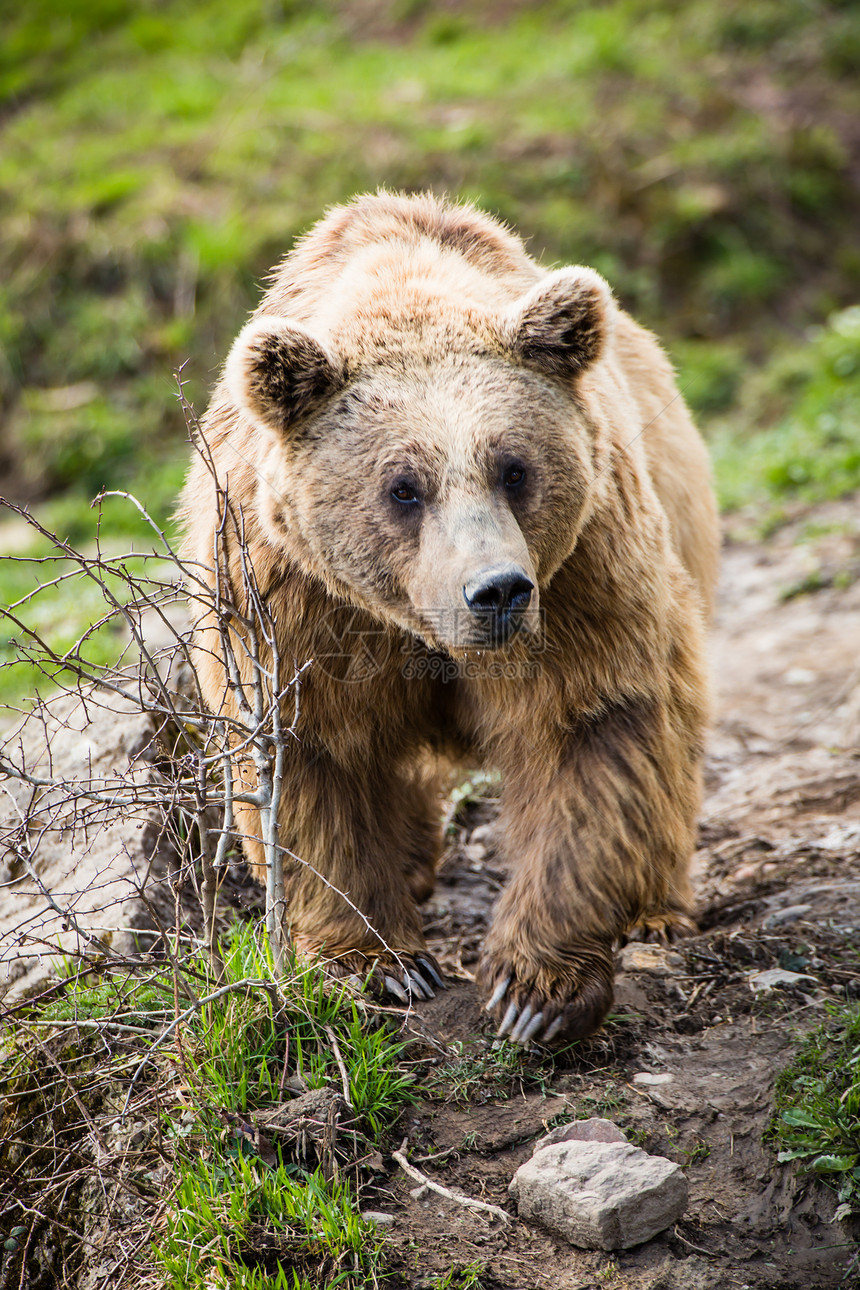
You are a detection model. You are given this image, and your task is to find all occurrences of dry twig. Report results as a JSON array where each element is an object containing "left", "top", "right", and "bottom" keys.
[{"left": 392, "top": 1144, "right": 511, "bottom": 1224}]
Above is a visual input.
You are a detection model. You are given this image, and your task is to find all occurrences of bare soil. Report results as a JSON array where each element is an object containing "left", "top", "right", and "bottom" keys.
[
  {"left": 6, "top": 501, "right": 860, "bottom": 1289},
  {"left": 375, "top": 499, "right": 860, "bottom": 1290}
]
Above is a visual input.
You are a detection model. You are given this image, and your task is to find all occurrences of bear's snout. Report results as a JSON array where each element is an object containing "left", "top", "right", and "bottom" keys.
[{"left": 463, "top": 564, "right": 534, "bottom": 645}]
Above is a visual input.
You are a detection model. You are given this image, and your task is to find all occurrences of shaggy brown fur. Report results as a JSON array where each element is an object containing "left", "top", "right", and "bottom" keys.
[{"left": 180, "top": 191, "right": 719, "bottom": 1043}]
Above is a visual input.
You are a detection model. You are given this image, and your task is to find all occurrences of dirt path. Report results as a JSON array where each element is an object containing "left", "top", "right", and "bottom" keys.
[{"left": 383, "top": 500, "right": 860, "bottom": 1289}]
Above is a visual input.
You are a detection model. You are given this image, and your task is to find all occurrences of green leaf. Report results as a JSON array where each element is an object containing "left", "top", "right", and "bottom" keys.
[
  {"left": 810, "top": 1154, "right": 858, "bottom": 1173},
  {"left": 780, "top": 1109, "right": 824, "bottom": 1129},
  {"left": 777, "top": 1148, "right": 817, "bottom": 1162}
]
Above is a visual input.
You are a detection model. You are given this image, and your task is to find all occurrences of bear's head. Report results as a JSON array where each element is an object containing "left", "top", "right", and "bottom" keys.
[{"left": 224, "top": 266, "right": 615, "bottom": 653}]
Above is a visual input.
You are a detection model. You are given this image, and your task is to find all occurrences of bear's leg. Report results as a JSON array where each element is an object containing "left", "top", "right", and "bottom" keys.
[
  {"left": 478, "top": 693, "right": 702, "bottom": 1045},
  {"left": 399, "top": 764, "right": 444, "bottom": 904},
  {"left": 234, "top": 751, "right": 444, "bottom": 1000}
]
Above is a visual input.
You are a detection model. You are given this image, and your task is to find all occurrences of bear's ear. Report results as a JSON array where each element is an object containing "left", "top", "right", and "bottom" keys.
[
  {"left": 503, "top": 267, "right": 614, "bottom": 378},
  {"left": 225, "top": 316, "right": 344, "bottom": 433}
]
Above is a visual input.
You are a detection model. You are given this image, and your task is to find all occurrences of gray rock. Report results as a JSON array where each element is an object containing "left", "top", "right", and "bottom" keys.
[
  {"left": 632, "top": 1072, "right": 674, "bottom": 1087},
  {"left": 533, "top": 1117, "right": 626, "bottom": 1153},
  {"left": 509, "top": 1139, "right": 687, "bottom": 1250},
  {"left": 360, "top": 1210, "right": 395, "bottom": 1226},
  {"left": 0, "top": 688, "right": 173, "bottom": 998},
  {"left": 762, "top": 904, "right": 812, "bottom": 928},
  {"left": 748, "top": 968, "right": 817, "bottom": 992}
]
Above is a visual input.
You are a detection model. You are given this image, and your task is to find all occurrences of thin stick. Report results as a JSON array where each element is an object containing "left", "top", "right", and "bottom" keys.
[
  {"left": 392, "top": 1146, "right": 511, "bottom": 1224},
  {"left": 324, "top": 1024, "right": 353, "bottom": 1110}
]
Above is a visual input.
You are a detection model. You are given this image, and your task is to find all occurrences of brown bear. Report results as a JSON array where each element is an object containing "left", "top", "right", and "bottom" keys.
[{"left": 180, "top": 191, "right": 719, "bottom": 1045}]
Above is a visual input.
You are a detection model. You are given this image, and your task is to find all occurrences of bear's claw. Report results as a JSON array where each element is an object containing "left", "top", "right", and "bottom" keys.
[
  {"left": 480, "top": 948, "right": 614, "bottom": 1046},
  {"left": 486, "top": 975, "right": 512, "bottom": 1012},
  {"left": 417, "top": 957, "right": 447, "bottom": 991},
  {"left": 496, "top": 1000, "right": 547, "bottom": 1045},
  {"left": 512, "top": 1007, "right": 545, "bottom": 1044},
  {"left": 406, "top": 969, "right": 434, "bottom": 1000},
  {"left": 342, "top": 952, "right": 445, "bottom": 1006},
  {"left": 383, "top": 974, "right": 410, "bottom": 1003}
]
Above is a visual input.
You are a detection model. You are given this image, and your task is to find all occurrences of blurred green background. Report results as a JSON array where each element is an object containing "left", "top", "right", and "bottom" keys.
[{"left": 2, "top": 0, "right": 859, "bottom": 704}]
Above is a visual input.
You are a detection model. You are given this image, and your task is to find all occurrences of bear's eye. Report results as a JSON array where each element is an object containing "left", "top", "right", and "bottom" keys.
[
  {"left": 503, "top": 463, "right": 526, "bottom": 491},
  {"left": 391, "top": 480, "right": 420, "bottom": 506}
]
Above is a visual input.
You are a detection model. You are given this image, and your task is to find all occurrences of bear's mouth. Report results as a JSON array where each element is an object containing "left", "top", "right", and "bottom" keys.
[{"left": 410, "top": 600, "right": 541, "bottom": 656}]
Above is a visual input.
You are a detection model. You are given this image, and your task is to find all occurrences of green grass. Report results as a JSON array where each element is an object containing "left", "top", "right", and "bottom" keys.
[
  {"left": 426, "top": 1036, "right": 555, "bottom": 1106},
  {"left": 150, "top": 927, "right": 416, "bottom": 1286},
  {"left": 428, "top": 1263, "right": 487, "bottom": 1290},
  {"left": 2, "top": 923, "right": 418, "bottom": 1288},
  {"left": 0, "top": 492, "right": 183, "bottom": 711},
  {"left": 2, "top": 0, "right": 860, "bottom": 709},
  {"left": 157, "top": 1157, "right": 382, "bottom": 1290},
  {"left": 188, "top": 925, "right": 418, "bottom": 1133},
  {"left": 50, "top": 921, "right": 417, "bottom": 1134},
  {"left": 698, "top": 305, "right": 860, "bottom": 522},
  {"left": 771, "top": 999, "right": 860, "bottom": 1220}
]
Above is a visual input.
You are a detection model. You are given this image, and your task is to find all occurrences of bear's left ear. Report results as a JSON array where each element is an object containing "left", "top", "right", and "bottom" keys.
[
  {"left": 225, "top": 316, "right": 345, "bottom": 434},
  {"left": 502, "top": 267, "right": 615, "bottom": 378}
]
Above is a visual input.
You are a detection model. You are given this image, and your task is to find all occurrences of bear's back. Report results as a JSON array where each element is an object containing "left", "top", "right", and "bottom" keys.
[{"left": 257, "top": 191, "right": 541, "bottom": 325}]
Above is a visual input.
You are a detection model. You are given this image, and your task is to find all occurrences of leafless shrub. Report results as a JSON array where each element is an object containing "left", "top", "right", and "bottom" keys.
[
  {"left": 0, "top": 382, "right": 314, "bottom": 991},
  {"left": 0, "top": 386, "right": 392, "bottom": 1286}
]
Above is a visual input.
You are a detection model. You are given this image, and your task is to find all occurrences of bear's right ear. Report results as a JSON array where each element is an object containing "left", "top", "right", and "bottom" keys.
[{"left": 225, "top": 316, "right": 345, "bottom": 434}]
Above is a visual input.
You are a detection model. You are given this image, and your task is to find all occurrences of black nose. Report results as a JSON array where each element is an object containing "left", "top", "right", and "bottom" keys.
[{"left": 463, "top": 567, "right": 534, "bottom": 640}]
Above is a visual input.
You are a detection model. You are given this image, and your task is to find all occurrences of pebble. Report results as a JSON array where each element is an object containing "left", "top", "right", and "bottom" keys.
[
  {"left": 361, "top": 1210, "right": 396, "bottom": 1226},
  {"left": 632, "top": 1072, "right": 674, "bottom": 1087},
  {"left": 510, "top": 1139, "right": 687, "bottom": 1250},
  {"left": 762, "top": 904, "right": 812, "bottom": 928},
  {"left": 748, "top": 968, "right": 818, "bottom": 992},
  {"left": 618, "top": 944, "right": 684, "bottom": 976}
]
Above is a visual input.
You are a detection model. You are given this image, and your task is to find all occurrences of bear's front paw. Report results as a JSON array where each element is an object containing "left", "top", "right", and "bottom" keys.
[
  {"left": 322, "top": 948, "right": 446, "bottom": 1005},
  {"left": 477, "top": 943, "right": 614, "bottom": 1046}
]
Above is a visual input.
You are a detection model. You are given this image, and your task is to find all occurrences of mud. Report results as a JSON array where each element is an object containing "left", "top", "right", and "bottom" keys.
[
  {"left": 5, "top": 500, "right": 859, "bottom": 1289},
  {"left": 378, "top": 498, "right": 860, "bottom": 1289}
]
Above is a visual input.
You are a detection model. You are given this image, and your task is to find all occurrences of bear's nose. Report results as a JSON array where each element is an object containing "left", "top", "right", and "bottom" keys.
[{"left": 463, "top": 566, "right": 534, "bottom": 640}]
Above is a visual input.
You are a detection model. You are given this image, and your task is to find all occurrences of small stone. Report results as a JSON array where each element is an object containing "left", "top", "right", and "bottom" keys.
[
  {"left": 469, "top": 824, "right": 495, "bottom": 848},
  {"left": 533, "top": 1117, "right": 626, "bottom": 1153},
  {"left": 762, "top": 904, "right": 812, "bottom": 928},
  {"left": 785, "top": 667, "right": 816, "bottom": 685},
  {"left": 510, "top": 1140, "right": 687, "bottom": 1250},
  {"left": 748, "top": 968, "right": 817, "bottom": 992},
  {"left": 618, "top": 944, "right": 684, "bottom": 975},
  {"left": 632, "top": 1072, "right": 674, "bottom": 1087},
  {"left": 361, "top": 1210, "right": 395, "bottom": 1226}
]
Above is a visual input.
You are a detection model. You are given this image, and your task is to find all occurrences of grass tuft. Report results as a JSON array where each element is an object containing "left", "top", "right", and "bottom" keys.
[
  {"left": 0, "top": 922, "right": 417, "bottom": 1287},
  {"left": 771, "top": 999, "right": 860, "bottom": 1219},
  {"left": 157, "top": 1157, "right": 382, "bottom": 1290}
]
